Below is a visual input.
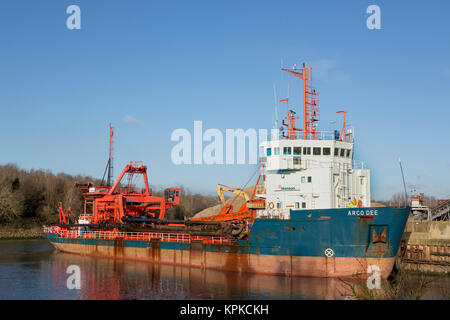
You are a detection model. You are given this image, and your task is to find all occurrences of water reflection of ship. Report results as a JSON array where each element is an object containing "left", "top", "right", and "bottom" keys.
[{"left": 48, "top": 251, "right": 357, "bottom": 300}]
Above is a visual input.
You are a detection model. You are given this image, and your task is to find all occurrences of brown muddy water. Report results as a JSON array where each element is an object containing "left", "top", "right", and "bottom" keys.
[{"left": 0, "top": 239, "right": 448, "bottom": 300}]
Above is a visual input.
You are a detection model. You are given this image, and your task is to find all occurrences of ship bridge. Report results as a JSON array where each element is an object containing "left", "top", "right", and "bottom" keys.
[
  {"left": 261, "top": 130, "right": 356, "bottom": 172},
  {"left": 256, "top": 63, "right": 370, "bottom": 219},
  {"left": 258, "top": 132, "right": 370, "bottom": 219}
]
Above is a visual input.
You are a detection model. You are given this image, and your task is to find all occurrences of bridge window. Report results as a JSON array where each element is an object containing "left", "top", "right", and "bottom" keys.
[
  {"left": 266, "top": 148, "right": 272, "bottom": 156},
  {"left": 295, "top": 202, "right": 300, "bottom": 209},
  {"left": 303, "top": 147, "right": 311, "bottom": 155},
  {"left": 334, "top": 148, "right": 339, "bottom": 156},
  {"left": 346, "top": 149, "right": 351, "bottom": 158},
  {"left": 323, "top": 147, "right": 331, "bottom": 155},
  {"left": 293, "top": 147, "right": 302, "bottom": 155},
  {"left": 277, "top": 202, "right": 281, "bottom": 209},
  {"left": 302, "top": 202, "right": 306, "bottom": 208},
  {"left": 274, "top": 147, "right": 280, "bottom": 155},
  {"left": 313, "top": 147, "right": 321, "bottom": 155},
  {"left": 340, "top": 149, "right": 345, "bottom": 157},
  {"left": 308, "top": 176, "right": 312, "bottom": 183},
  {"left": 301, "top": 176, "right": 306, "bottom": 183},
  {"left": 283, "top": 147, "right": 291, "bottom": 155}
]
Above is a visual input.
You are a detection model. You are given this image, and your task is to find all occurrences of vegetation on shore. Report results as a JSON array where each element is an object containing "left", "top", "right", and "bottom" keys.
[
  {"left": 338, "top": 269, "right": 449, "bottom": 300},
  {"left": 0, "top": 224, "right": 42, "bottom": 239}
]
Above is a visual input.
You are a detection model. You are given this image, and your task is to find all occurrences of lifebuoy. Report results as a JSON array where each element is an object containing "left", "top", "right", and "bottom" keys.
[{"left": 268, "top": 202, "right": 275, "bottom": 209}]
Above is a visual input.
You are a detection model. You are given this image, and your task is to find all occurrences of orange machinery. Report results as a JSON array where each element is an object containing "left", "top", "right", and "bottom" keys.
[
  {"left": 190, "top": 165, "right": 265, "bottom": 223},
  {"left": 74, "top": 161, "right": 180, "bottom": 224}
]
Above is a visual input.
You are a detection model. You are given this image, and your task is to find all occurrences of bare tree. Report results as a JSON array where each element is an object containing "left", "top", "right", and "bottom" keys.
[
  {"left": 0, "top": 184, "right": 23, "bottom": 223},
  {"left": 390, "top": 192, "right": 407, "bottom": 207}
]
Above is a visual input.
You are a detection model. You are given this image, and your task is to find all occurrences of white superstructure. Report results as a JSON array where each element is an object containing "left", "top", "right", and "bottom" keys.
[
  {"left": 254, "top": 63, "right": 371, "bottom": 219},
  {"left": 257, "top": 131, "right": 371, "bottom": 219}
]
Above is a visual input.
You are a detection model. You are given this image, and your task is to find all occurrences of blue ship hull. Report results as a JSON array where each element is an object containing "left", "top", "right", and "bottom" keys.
[
  {"left": 250, "top": 206, "right": 409, "bottom": 258},
  {"left": 44, "top": 206, "right": 410, "bottom": 278}
]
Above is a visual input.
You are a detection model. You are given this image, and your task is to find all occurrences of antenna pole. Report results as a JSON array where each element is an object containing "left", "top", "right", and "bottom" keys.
[
  {"left": 398, "top": 157, "right": 408, "bottom": 206},
  {"left": 273, "top": 84, "right": 279, "bottom": 129}
]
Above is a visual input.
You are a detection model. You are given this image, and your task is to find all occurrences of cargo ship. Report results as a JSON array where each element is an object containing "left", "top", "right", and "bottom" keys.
[{"left": 43, "top": 63, "right": 410, "bottom": 278}]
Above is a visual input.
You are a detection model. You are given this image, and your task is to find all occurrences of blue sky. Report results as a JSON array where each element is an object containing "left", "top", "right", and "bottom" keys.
[{"left": 0, "top": 0, "right": 449, "bottom": 200}]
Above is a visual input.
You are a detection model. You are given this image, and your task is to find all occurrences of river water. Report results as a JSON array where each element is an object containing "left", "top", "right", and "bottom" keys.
[{"left": 0, "top": 239, "right": 448, "bottom": 300}]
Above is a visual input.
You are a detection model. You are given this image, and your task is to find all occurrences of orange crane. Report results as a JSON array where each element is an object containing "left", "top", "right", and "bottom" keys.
[
  {"left": 58, "top": 125, "right": 180, "bottom": 226},
  {"left": 75, "top": 161, "right": 180, "bottom": 224}
]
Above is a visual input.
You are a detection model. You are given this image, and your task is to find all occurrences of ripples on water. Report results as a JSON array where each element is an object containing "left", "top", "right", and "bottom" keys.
[{"left": 0, "top": 240, "right": 448, "bottom": 300}]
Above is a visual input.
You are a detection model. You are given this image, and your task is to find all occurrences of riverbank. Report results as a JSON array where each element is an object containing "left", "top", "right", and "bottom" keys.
[{"left": 0, "top": 225, "right": 43, "bottom": 239}]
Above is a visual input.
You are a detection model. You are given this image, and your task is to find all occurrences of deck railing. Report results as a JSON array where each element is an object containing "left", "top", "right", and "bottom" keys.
[
  {"left": 265, "top": 130, "right": 354, "bottom": 142},
  {"left": 43, "top": 225, "right": 237, "bottom": 245}
]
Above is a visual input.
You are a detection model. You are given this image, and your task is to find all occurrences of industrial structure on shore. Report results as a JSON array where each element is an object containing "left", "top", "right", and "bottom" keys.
[{"left": 410, "top": 193, "right": 450, "bottom": 221}]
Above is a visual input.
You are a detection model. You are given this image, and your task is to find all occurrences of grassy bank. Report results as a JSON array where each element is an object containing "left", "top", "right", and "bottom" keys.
[{"left": 0, "top": 224, "right": 43, "bottom": 240}]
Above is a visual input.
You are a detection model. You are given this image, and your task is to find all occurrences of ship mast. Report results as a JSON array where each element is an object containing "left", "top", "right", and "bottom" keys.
[
  {"left": 107, "top": 123, "right": 114, "bottom": 186},
  {"left": 336, "top": 110, "right": 348, "bottom": 142},
  {"left": 280, "top": 98, "right": 299, "bottom": 139},
  {"left": 281, "top": 63, "right": 320, "bottom": 140}
]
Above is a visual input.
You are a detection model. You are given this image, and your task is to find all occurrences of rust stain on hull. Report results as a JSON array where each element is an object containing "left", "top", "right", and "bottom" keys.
[
  {"left": 51, "top": 242, "right": 396, "bottom": 279},
  {"left": 148, "top": 239, "right": 161, "bottom": 263},
  {"left": 113, "top": 238, "right": 125, "bottom": 257}
]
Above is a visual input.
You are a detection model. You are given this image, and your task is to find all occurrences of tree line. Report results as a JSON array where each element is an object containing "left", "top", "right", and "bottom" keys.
[
  {"left": 0, "top": 164, "right": 219, "bottom": 226},
  {"left": 373, "top": 192, "right": 438, "bottom": 208}
]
